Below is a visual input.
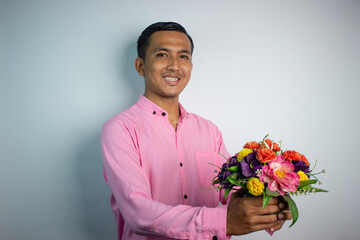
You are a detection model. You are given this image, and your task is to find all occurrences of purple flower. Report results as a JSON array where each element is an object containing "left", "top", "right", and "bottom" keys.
[
  {"left": 228, "top": 156, "right": 239, "bottom": 166},
  {"left": 292, "top": 160, "right": 310, "bottom": 173},
  {"left": 239, "top": 152, "right": 262, "bottom": 178},
  {"left": 216, "top": 156, "right": 240, "bottom": 189}
]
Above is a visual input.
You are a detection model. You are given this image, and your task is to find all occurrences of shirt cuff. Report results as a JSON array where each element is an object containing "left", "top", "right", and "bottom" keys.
[{"left": 203, "top": 204, "right": 230, "bottom": 240}]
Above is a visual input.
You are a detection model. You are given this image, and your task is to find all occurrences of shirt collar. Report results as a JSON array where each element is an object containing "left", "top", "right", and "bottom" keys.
[{"left": 136, "top": 95, "right": 190, "bottom": 120}]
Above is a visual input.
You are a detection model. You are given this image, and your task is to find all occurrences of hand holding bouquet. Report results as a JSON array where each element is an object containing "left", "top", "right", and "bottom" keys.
[{"left": 212, "top": 135, "right": 327, "bottom": 228}]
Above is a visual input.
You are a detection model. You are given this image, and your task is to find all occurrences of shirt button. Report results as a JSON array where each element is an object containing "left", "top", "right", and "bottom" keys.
[
  {"left": 153, "top": 111, "right": 156, "bottom": 115},
  {"left": 184, "top": 195, "right": 188, "bottom": 199},
  {"left": 212, "top": 236, "right": 218, "bottom": 240},
  {"left": 180, "top": 163, "right": 183, "bottom": 167},
  {"left": 162, "top": 112, "right": 166, "bottom": 116}
]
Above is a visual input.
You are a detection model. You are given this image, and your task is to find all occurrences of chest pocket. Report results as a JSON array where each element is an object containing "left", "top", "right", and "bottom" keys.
[
  {"left": 194, "top": 151, "right": 221, "bottom": 207},
  {"left": 195, "top": 151, "right": 221, "bottom": 188}
]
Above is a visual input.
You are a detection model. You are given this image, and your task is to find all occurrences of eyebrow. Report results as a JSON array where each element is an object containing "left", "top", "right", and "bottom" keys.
[{"left": 153, "top": 48, "right": 192, "bottom": 55}]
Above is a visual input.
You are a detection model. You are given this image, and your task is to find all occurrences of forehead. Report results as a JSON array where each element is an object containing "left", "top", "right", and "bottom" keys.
[{"left": 146, "top": 31, "right": 192, "bottom": 53}]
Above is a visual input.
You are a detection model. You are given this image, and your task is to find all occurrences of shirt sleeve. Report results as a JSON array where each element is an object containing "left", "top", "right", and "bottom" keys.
[{"left": 101, "top": 119, "right": 229, "bottom": 240}]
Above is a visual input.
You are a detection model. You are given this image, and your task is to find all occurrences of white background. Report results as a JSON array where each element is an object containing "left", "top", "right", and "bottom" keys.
[{"left": 1, "top": 0, "right": 359, "bottom": 239}]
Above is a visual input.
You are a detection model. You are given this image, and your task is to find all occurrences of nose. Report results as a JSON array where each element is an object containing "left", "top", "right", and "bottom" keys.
[{"left": 166, "top": 56, "right": 180, "bottom": 71}]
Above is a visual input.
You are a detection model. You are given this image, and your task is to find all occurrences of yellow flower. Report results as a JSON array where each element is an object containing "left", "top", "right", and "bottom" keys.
[
  {"left": 247, "top": 177, "right": 264, "bottom": 196},
  {"left": 237, "top": 148, "right": 253, "bottom": 161},
  {"left": 297, "top": 171, "right": 309, "bottom": 181}
]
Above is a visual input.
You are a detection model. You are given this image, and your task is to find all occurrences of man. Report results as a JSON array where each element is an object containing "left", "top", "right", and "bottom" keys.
[{"left": 101, "top": 22, "right": 291, "bottom": 240}]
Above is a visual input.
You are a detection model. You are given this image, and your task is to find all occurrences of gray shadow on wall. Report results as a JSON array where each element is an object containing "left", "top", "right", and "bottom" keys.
[
  {"left": 77, "top": 132, "right": 117, "bottom": 240},
  {"left": 121, "top": 41, "right": 145, "bottom": 103},
  {"left": 76, "top": 40, "right": 143, "bottom": 239}
]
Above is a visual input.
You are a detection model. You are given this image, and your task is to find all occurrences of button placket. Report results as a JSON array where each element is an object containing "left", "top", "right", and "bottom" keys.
[{"left": 175, "top": 128, "right": 189, "bottom": 204}]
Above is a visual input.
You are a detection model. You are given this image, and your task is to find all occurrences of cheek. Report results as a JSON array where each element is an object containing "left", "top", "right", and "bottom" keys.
[
  {"left": 145, "top": 65, "right": 160, "bottom": 78},
  {"left": 188, "top": 63, "right": 193, "bottom": 74},
  {"left": 183, "top": 63, "right": 193, "bottom": 75}
]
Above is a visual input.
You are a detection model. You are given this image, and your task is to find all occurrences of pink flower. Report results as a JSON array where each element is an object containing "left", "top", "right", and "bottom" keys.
[{"left": 260, "top": 155, "right": 300, "bottom": 196}]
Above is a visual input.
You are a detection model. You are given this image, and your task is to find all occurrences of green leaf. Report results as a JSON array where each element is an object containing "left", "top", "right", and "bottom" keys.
[
  {"left": 266, "top": 187, "right": 280, "bottom": 197},
  {"left": 229, "top": 173, "right": 238, "bottom": 180},
  {"left": 306, "top": 186, "right": 329, "bottom": 193},
  {"left": 283, "top": 195, "right": 298, "bottom": 228},
  {"left": 298, "top": 179, "right": 317, "bottom": 189},
  {"left": 227, "top": 176, "right": 238, "bottom": 185},
  {"left": 227, "top": 178, "right": 236, "bottom": 185},
  {"left": 262, "top": 192, "right": 273, "bottom": 209},
  {"left": 224, "top": 188, "right": 231, "bottom": 200},
  {"left": 212, "top": 179, "right": 219, "bottom": 184},
  {"left": 238, "top": 182, "right": 247, "bottom": 189},
  {"left": 226, "top": 166, "right": 239, "bottom": 172}
]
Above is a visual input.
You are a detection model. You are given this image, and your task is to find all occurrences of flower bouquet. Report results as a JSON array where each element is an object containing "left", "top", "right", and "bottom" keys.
[{"left": 212, "top": 135, "right": 327, "bottom": 228}]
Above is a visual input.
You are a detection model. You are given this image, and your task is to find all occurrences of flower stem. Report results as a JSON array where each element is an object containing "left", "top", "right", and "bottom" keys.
[{"left": 218, "top": 152, "right": 228, "bottom": 161}]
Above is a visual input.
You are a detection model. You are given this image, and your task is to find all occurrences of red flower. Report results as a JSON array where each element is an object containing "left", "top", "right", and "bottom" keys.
[
  {"left": 256, "top": 148, "right": 276, "bottom": 163},
  {"left": 243, "top": 141, "right": 260, "bottom": 150}
]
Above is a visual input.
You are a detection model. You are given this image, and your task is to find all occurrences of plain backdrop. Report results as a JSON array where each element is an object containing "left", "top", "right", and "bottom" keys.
[{"left": 1, "top": 0, "right": 359, "bottom": 239}]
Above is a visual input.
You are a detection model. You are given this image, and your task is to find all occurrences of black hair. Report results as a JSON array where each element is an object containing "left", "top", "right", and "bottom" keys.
[{"left": 137, "top": 22, "right": 194, "bottom": 60}]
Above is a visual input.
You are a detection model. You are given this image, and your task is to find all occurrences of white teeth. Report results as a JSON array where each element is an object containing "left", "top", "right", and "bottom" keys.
[{"left": 164, "top": 77, "right": 179, "bottom": 82}]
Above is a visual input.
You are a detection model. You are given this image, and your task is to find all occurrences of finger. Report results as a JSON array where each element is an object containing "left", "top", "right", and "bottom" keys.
[
  {"left": 243, "top": 196, "right": 265, "bottom": 206},
  {"left": 259, "top": 204, "right": 282, "bottom": 215},
  {"left": 282, "top": 210, "right": 292, "bottom": 220},
  {"left": 245, "top": 196, "right": 280, "bottom": 207},
  {"left": 248, "top": 220, "right": 282, "bottom": 233},
  {"left": 277, "top": 212, "right": 285, "bottom": 220},
  {"left": 279, "top": 201, "right": 287, "bottom": 209},
  {"left": 262, "top": 197, "right": 280, "bottom": 206},
  {"left": 272, "top": 220, "right": 286, "bottom": 232},
  {"left": 252, "top": 213, "right": 279, "bottom": 225}
]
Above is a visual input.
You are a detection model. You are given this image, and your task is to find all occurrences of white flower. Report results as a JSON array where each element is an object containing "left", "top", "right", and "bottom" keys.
[{"left": 255, "top": 169, "right": 262, "bottom": 178}]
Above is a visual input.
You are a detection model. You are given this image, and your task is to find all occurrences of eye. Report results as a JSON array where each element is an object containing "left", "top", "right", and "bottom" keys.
[
  {"left": 180, "top": 54, "right": 190, "bottom": 60},
  {"left": 156, "top": 53, "right": 167, "bottom": 57}
]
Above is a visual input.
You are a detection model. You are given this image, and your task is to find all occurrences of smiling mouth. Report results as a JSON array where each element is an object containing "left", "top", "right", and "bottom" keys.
[{"left": 164, "top": 76, "right": 180, "bottom": 82}]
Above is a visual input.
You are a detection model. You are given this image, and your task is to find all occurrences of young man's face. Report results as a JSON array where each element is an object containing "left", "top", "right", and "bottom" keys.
[{"left": 135, "top": 31, "right": 193, "bottom": 103}]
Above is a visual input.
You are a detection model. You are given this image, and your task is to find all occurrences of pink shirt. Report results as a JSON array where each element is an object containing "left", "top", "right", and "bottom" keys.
[{"left": 101, "top": 95, "right": 230, "bottom": 240}]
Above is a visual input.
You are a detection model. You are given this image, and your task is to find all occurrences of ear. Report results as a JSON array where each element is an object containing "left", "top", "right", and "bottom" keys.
[{"left": 135, "top": 57, "right": 145, "bottom": 76}]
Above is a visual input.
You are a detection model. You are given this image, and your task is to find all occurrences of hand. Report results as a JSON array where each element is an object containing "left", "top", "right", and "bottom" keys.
[{"left": 226, "top": 191, "right": 292, "bottom": 236}]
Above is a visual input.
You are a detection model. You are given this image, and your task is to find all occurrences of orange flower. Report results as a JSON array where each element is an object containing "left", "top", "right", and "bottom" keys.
[
  {"left": 262, "top": 139, "right": 281, "bottom": 152},
  {"left": 283, "top": 150, "right": 302, "bottom": 161},
  {"left": 256, "top": 148, "right": 276, "bottom": 163},
  {"left": 243, "top": 141, "right": 260, "bottom": 150},
  {"left": 284, "top": 150, "right": 309, "bottom": 166}
]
